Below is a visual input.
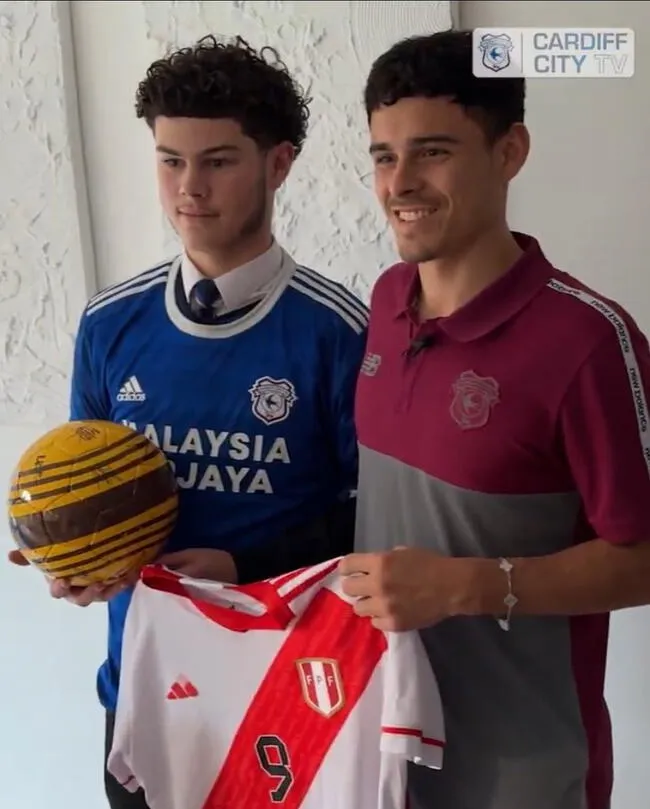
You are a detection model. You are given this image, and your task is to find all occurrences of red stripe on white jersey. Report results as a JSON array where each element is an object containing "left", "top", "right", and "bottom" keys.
[
  {"left": 381, "top": 726, "right": 445, "bottom": 749},
  {"left": 201, "top": 588, "right": 387, "bottom": 809}
]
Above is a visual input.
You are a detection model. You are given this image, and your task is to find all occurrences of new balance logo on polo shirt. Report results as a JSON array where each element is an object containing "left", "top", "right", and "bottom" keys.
[
  {"left": 361, "top": 352, "right": 382, "bottom": 376},
  {"left": 117, "top": 375, "right": 146, "bottom": 402}
]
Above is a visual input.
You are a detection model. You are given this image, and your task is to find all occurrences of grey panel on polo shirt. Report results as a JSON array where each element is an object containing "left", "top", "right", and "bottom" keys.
[{"left": 355, "top": 446, "right": 589, "bottom": 809}]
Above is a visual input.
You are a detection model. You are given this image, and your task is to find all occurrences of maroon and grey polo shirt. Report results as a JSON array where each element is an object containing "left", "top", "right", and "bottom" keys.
[{"left": 354, "top": 233, "right": 650, "bottom": 809}]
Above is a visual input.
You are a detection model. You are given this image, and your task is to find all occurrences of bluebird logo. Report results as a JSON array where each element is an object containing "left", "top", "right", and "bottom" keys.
[
  {"left": 473, "top": 27, "right": 634, "bottom": 79},
  {"left": 478, "top": 33, "right": 514, "bottom": 72}
]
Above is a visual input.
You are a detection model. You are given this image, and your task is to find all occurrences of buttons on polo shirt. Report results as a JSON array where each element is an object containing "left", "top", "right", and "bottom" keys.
[
  {"left": 397, "top": 325, "right": 439, "bottom": 412},
  {"left": 402, "top": 333, "right": 436, "bottom": 361}
]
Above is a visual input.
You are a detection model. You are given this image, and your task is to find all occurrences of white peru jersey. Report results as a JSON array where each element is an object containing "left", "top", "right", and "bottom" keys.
[{"left": 107, "top": 558, "right": 445, "bottom": 809}]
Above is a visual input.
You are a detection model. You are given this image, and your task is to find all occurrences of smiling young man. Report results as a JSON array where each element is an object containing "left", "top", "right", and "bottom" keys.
[
  {"left": 341, "top": 29, "right": 650, "bottom": 809},
  {"left": 9, "top": 35, "right": 367, "bottom": 809}
]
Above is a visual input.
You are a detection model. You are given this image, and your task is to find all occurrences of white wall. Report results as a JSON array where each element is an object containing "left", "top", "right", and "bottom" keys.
[
  {"left": 0, "top": 2, "right": 104, "bottom": 807},
  {"left": 461, "top": 3, "right": 650, "bottom": 808},
  {"left": 0, "top": 2, "right": 454, "bottom": 808},
  {"left": 0, "top": 0, "right": 95, "bottom": 428}
]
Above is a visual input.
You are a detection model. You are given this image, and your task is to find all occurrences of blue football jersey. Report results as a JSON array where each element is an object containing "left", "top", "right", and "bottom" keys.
[{"left": 70, "top": 249, "right": 368, "bottom": 711}]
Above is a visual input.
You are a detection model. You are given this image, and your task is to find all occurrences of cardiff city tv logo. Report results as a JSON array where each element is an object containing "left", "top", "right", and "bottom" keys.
[{"left": 478, "top": 33, "right": 514, "bottom": 72}]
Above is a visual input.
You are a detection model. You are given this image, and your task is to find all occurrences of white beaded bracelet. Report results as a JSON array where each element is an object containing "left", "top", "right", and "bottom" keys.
[{"left": 497, "top": 557, "right": 518, "bottom": 632}]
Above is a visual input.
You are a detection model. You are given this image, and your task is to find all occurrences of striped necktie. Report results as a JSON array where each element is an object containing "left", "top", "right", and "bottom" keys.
[{"left": 189, "top": 279, "right": 221, "bottom": 323}]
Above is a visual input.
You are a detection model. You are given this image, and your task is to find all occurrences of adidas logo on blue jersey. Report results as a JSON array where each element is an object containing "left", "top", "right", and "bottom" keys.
[{"left": 117, "top": 375, "right": 146, "bottom": 403}]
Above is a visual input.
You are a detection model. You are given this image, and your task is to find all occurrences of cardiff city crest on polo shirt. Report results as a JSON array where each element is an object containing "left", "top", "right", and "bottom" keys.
[{"left": 450, "top": 370, "right": 500, "bottom": 430}]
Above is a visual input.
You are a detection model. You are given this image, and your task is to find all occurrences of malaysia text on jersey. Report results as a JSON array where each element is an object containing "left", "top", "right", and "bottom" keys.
[
  {"left": 69, "top": 244, "right": 368, "bottom": 713},
  {"left": 107, "top": 559, "right": 445, "bottom": 809}
]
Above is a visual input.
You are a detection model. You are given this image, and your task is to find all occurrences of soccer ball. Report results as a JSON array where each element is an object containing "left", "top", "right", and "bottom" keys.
[{"left": 7, "top": 419, "right": 179, "bottom": 586}]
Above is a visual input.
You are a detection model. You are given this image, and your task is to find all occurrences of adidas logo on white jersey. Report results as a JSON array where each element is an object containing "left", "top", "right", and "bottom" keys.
[{"left": 117, "top": 375, "right": 146, "bottom": 403}]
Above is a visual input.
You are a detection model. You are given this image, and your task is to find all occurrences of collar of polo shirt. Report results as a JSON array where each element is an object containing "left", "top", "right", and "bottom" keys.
[{"left": 393, "top": 234, "right": 553, "bottom": 342}]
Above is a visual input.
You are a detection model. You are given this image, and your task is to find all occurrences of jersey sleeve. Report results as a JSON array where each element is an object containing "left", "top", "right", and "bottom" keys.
[
  {"left": 69, "top": 308, "right": 110, "bottom": 420},
  {"left": 559, "top": 324, "right": 650, "bottom": 544},
  {"left": 105, "top": 587, "right": 141, "bottom": 794},
  {"left": 327, "top": 306, "right": 368, "bottom": 497},
  {"left": 380, "top": 631, "right": 445, "bottom": 769}
]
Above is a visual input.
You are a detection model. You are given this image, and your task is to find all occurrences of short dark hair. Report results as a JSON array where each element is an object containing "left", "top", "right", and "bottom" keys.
[
  {"left": 364, "top": 29, "right": 525, "bottom": 142},
  {"left": 135, "top": 35, "right": 311, "bottom": 156}
]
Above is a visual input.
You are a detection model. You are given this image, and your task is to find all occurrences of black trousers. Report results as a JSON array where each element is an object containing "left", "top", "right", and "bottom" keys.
[{"left": 104, "top": 712, "right": 150, "bottom": 809}]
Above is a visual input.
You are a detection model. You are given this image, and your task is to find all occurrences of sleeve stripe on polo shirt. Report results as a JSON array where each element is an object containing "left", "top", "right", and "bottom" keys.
[
  {"left": 86, "top": 261, "right": 171, "bottom": 318},
  {"left": 290, "top": 266, "right": 369, "bottom": 335},
  {"left": 548, "top": 277, "right": 650, "bottom": 477}
]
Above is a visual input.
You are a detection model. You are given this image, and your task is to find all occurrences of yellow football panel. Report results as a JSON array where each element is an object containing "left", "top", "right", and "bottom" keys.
[
  {"left": 12, "top": 420, "right": 137, "bottom": 473},
  {"left": 10, "top": 428, "right": 145, "bottom": 491},
  {"left": 7, "top": 449, "right": 169, "bottom": 519}
]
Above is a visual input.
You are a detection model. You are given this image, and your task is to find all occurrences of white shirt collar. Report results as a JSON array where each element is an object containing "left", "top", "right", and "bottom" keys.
[{"left": 181, "top": 239, "right": 284, "bottom": 313}]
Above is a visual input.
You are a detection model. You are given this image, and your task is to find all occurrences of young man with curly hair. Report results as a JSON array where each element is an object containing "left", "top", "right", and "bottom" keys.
[
  {"left": 9, "top": 35, "right": 367, "bottom": 809},
  {"left": 342, "top": 29, "right": 650, "bottom": 809}
]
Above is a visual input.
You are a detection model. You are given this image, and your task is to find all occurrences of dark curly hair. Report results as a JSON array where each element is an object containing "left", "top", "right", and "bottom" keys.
[
  {"left": 364, "top": 30, "right": 525, "bottom": 143},
  {"left": 135, "top": 35, "right": 311, "bottom": 156}
]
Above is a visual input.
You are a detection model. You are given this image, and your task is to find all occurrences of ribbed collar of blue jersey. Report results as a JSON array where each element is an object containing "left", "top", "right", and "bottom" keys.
[
  {"left": 181, "top": 239, "right": 284, "bottom": 314},
  {"left": 167, "top": 242, "right": 294, "bottom": 339}
]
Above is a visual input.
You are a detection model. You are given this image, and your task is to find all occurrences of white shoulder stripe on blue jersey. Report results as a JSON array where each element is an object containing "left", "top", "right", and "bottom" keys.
[
  {"left": 292, "top": 267, "right": 368, "bottom": 333},
  {"left": 87, "top": 260, "right": 170, "bottom": 308},
  {"left": 85, "top": 260, "right": 171, "bottom": 317},
  {"left": 88, "top": 260, "right": 170, "bottom": 307},
  {"left": 295, "top": 265, "right": 369, "bottom": 322},
  {"left": 289, "top": 276, "right": 367, "bottom": 335},
  {"left": 548, "top": 277, "right": 650, "bottom": 478},
  {"left": 289, "top": 276, "right": 366, "bottom": 334},
  {"left": 86, "top": 274, "right": 168, "bottom": 317}
]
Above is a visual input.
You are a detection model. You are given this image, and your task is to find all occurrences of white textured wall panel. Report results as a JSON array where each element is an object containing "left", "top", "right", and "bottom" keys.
[
  {"left": 0, "top": 0, "right": 94, "bottom": 426},
  {"left": 72, "top": 0, "right": 454, "bottom": 298}
]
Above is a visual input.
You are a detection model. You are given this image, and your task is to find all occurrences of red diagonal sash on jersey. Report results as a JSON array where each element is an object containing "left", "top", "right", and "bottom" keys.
[{"left": 202, "top": 588, "right": 387, "bottom": 809}]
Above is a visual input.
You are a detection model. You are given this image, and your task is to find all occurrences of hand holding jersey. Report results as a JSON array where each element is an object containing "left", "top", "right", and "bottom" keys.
[
  {"left": 340, "top": 547, "right": 492, "bottom": 632},
  {"left": 8, "top": 546, "right": 239, "bottom": 604},
  {"left": 45, "top": 548, "right": 240, "bottom": 604},
  {"left": 8, "top": 538, "right": 346, "bottom": 609},
  {"left": 157, "top": 548, "right": 238, "bottom": 583}
]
